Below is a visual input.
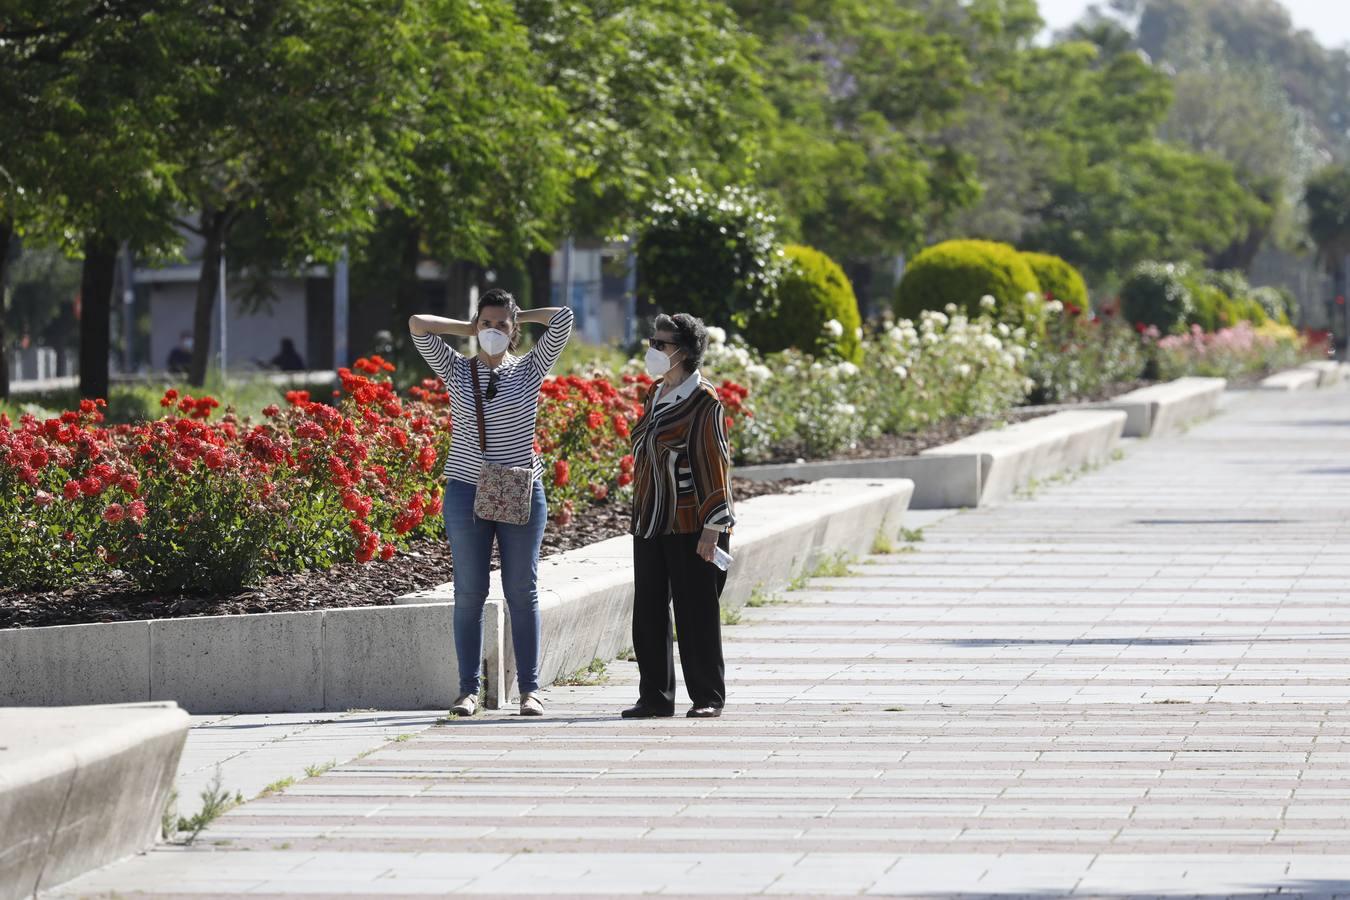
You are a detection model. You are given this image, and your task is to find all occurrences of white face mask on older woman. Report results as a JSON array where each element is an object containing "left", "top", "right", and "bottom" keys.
[{"left": 647, "top": 343, "right": 690, "bottom": 378}]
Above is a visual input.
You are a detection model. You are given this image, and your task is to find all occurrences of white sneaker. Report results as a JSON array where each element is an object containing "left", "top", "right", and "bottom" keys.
[
  {"left": 450, "top": 693, "right": 477, "bottom": 717},
  {"left": 520, "top": 692, "right": 544, "bottom": 717}
]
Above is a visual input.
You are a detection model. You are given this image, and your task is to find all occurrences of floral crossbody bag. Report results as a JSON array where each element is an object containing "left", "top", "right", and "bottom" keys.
[{"left": 470, "top": 363, "right": 534, "bottom": 525}]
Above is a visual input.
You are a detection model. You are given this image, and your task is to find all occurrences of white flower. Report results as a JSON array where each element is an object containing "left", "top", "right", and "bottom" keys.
[
  {"left": 997, "top": 323, "right": 1011, "bottom": 337},
  {"left": 948, "top": 334, "right": 966, "bottom": 346},
  {"left": 835, "top": 361, "right": 860, "bottom": 378},
  {"left": 782, "top": 363, "right": 798, "bottom": 378},
  {"left": 855, "top": 327, "right": 864, "bottom": 339},
  {"left": 1024, "top": 291, "right": 1039, "bottom": 304},
  {"left": 1011, "top": 345, "right": 1028, "bottom": 361},
  {"left": 944, "top": 303, "right": 958, "bottom": 315},
  {"left": 981, "top": 334, "right": 1002, "bottom": 351},
  {"left": 1046, "top": 300, "right": 1064, "bottom": 314},
  {"left": 833, "top": 402, "right": 857, "bottom": 416},
  {"left": 706, "top": 326, "right": 727, "bottom": 345},
  {"left": 1000, "top": 352, "right": 1016, "bottom": 367},
  {"left": 886, "top": 326, "right": 905, "bottom": 344},
  {"left": 957, "top": 364, "right": 972, "bottom": 377},
  {"left": 928, "top": 311, "right": 949, "bottom": 327},
  {"left": 823, "top": 319, "right": 844, "bottom": 338},
  {"left": 921, "top": 332, "right": 940, "bottom": 345},
  {"left": 892, "top": 365, "right": 908, "bottom": 378},
  {"left": 980, "top": 294, "right": 997, "bottom": 310},
  {"left": 746, "top": 363, "right": 771, "bottom": 381}
]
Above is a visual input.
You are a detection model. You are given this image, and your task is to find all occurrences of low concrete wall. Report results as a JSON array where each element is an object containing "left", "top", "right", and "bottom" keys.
[
  {"left": 921, "top": 410, "right": 1124, "bottom": 506},
  {"left": 736, "top": 454, "right": 979, "bottom": 508},
  {"left": 1094, "top": 377, "right": 1226, "bottom": 438},
  {"left": 398, "top": 479, "right": 916, "bottom": 707},
  {"left": 1301, "top": 360, "right": 1344, "bottom": 387},
  {"left": 741, "top": 410, "right": 1123, "bottom": 510},
  {"left": 1260, "top": 369, "right": 1320, "bottom": 392},
  {"left": 0, "top": 702, "right": 188, "bottom": 900},
  {"left": 0, "top": 603, "right": 459, "bottom": 713}
]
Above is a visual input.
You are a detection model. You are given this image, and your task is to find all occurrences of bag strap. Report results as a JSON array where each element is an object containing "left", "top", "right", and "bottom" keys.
[{"left": 470, "top": 362, "right": 488, "bottom": 454}]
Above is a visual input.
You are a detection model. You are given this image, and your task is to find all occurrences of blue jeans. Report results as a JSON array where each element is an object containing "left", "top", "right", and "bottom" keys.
[{"left": 443, "top": 478, "right": 546, "bottom": 696}]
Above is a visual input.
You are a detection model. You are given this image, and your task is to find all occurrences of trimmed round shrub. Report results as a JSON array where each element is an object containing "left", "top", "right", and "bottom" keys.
[
  {"left": 1022, "top": 251, "right": 1089, "bottom": 313},
  {"left": 1120, "top": 261, "right": 1194, "bottom": 332},
  {"left": 747, "top": 244, "right": 862, "bottom": 362},
  {"left": 1250, "top": 286, "right": 1294, "bottom": 325},
  {"left": 895, "top": 240, "right": 1044, "bottom": 329},
  {"left": 1187, "top": 282, "right": 1237, "bottom": 331},
  {"left": 638, "top": 179, "right": 783, "bottom": 330}
]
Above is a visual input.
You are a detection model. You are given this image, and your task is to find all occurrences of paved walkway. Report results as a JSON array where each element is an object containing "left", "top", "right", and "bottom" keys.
[{"left": 56, "top": 384, "right": 1350, "bottom": 898}]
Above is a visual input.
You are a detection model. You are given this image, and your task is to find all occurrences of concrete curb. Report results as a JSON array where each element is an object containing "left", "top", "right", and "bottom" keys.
[
  {"left": 1301, "top": 360, "right": 1344, "bottom": 387},
  {"left": 1092, "top": 376, "right": 1226, "bottom": 437},
  {"left": 738, "top": 410, "right": 1124, "bottom": 509},
  {"left": 0, "top": 702, "right": 188, "bottom": 900},
  {"left": 920, "top": 410, "right": 1124, "bottom": 507},
  {"left": 0, "top": 603, "right": 459, "bottom": 714},
  {"left": 1260, "top": 368, "right": 1320, "bottom": 392},
  {"left": 399, "top": 479, "right": 916, "bottom": 708}
]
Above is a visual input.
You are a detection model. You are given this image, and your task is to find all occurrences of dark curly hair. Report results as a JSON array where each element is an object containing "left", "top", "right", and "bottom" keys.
[
  {"left": 653, "top": 313, "right": 707, "bottom": 374},
  {"left": 475, "top": 288, "right": 521, "bottom": 351}
]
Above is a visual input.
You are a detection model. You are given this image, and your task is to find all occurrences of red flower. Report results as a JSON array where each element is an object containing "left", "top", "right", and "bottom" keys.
[
  {"left": 553, "top": 459, "right": 570, "bottom": 487},
  {"left": 263, "top": 404, "right": 281, "bottom": 418},
  {"left": 586, "top": 411, "right": 604, "bottom": 430},
  {"left": 128, "top": 500, "right": 147, "bottom": 523},
  {"left": 286, "top": 390, "right": 311, "bottom": 406},
  {"left": 80, "top": 398, "right": 98, "bottom": 414},
  {"left": 63, "top": 480, "right": 81, "bottom": 501},
  {"left": 103, "top": 503, "right": 125, "bottom": 524},
  {"left": 204, "top": 449, "right": 226, "bottom": 470},
  {"left": 160, "top": 389, "right": 179, "bottom": 408},
  {"left": 80, "top": 475, "right": 105, "bottom": 497},
  {"left": 620, "top": 454, "right": 635, "bottom": 474},
  {"left": 29, "top": 448, "right": 49, "bottom": 469},
  {"left": 380, "top": 543, "right": 397, "bottom": 561},
  {"left": 613, "top": 415, "right": 630, "bottom": 438},
  {"left": 121, "top": 474, "right": 140, "bottom": 494},
  {"left": 590, "top": 482, "right": 609, "bottom": 501},
  {"left": 617, "top": 472, "right": 633, "bottom": 488}
]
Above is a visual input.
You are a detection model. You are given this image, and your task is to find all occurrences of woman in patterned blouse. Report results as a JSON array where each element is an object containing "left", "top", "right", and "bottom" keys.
[{"left": 623, "top": 313, "right": 735, "bottom": 719}]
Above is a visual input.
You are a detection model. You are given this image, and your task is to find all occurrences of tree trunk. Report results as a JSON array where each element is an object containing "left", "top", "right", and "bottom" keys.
[
  {"left": 393, "top": 219, "right": 422, "bottom": 330},
  {"left": 526, "top": 248, "right": 552, "bottom": 311},
  {"left": 78, "top": 234, "right": 118, "bottom": 400},
  {"left": 0, "top": 218, "right": 12, "bottom": 401},
  {"left": 188, "top": 208, "right": 225, "bottom": 387}
]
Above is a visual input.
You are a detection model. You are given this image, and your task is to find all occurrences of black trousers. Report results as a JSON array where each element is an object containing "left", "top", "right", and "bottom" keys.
[{"left": 632, "top": 531, "right": 730, "bottom": 711}]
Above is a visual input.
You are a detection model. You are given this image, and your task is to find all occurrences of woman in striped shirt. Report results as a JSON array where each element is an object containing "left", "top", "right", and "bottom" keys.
[
  {"left": 409, "top": 290, "right": 573, "bottom": 718},
  {"left": 623, "top": 313, "right": 735, "bottom": 720}
]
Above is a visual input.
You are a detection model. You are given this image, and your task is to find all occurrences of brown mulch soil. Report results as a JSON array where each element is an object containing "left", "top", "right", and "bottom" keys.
[{"left": 0, "top": 477, "right": 801, "bottom": 630}]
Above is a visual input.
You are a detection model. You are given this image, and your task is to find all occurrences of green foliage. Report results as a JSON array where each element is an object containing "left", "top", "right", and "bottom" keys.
[
  {"left": 1120, "top": 262, "right": 1194, "bottom": 332},
  {"left": 895, "top": 240, "right": 1044, "bottom": 329},
  {"left": 1305, "top": 164, "right": 1350, "bottom": 267},
  {"left": 637, "top": 179, "right": 784, "bottom": 329},
  {"left": 1021, "top": 252, "right": 1089, "bottom": 312},
  {"left": 748, "top": 245, "right": 862, "bottom": 362},
  {"left": 1250, "top": 286, "right": 1296, "bottom": 324}
]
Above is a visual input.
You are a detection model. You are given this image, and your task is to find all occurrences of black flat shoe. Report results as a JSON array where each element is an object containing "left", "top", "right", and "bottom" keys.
[
  {"left": 621, "top": 703, "right": 675, "bottom": 719},
  {"left": 686, "top": 705, "right": 723, "bottom": 718}
]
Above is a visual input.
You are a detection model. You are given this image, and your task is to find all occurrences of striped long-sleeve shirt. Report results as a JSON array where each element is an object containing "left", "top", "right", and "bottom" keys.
[
  {"left": 629, "top": 374, "right": 735, "bottom": 539},
  {"left": 411, "top": 308, "right": 574, "bottom": 485}
]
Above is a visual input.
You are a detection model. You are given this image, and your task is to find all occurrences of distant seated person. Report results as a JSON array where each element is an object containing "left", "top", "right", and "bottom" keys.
[
  {"left": 270, "top": 338, "right": 305, "bottom": 372},
  {"left": 166, "top": 332, "right": 193, "bottom": 374}
]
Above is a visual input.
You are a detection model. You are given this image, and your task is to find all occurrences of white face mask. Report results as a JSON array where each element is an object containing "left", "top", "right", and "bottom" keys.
[
  {"left": 478, "top": 328, "right": 510, "bottom": 356},
  {"left": 645, "top": 346, "right": 677, "bottom": 378}
]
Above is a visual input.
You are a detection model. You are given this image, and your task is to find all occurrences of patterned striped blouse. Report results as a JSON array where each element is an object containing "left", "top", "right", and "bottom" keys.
[
  {"left": 412, "top": 308, "right": 574, "bottom": 485},
  {"left": 629, "top": 373, "right": 736, "bottom": 539}
]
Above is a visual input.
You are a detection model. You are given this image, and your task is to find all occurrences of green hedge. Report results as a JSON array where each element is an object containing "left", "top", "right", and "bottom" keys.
[
  {"left": 895, "top": 239, "right": 1044, "bottom": 329},
  {"left": 1021, "top": 252, "right": 1089, "bottom": 313},
  {"left": 748, "top": 244, "right": 862, "bottom": 362},
  {"left": 637, "top": 180, "right": 783, "bottom": 329},
  {"left": 1121, "top": 262, "right": 1194, "bottom": 332}
]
